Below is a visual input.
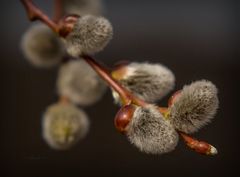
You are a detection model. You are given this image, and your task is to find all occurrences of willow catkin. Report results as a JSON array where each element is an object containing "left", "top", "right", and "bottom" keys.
[
  {"left": 65, "top": 15, "right": 113, "bottom": 57},
  {"left": 168, "top": 80, "right": 219, "bottom": 134},
  {"left": 126, "top": 105, "right": 178, "bottom": 154},
  {"left": 111, "top": 62, "right": 175, "bottom": 104},
  {"left": 57, "top": 59, "right": 107, "bottom": 106},
  {"left": 21, "top": 23, "right": 65, "bottom": 67},
  {"left": 42, "top": 102, "right": 89, "bottom": 150}
]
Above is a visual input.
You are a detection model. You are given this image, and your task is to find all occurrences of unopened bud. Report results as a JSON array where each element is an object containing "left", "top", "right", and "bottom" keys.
[{"left": 114, "top": 104, "right": 136, "bottom": 133}]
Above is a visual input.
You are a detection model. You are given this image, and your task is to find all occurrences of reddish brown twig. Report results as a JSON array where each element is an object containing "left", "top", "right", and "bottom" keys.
[
  {"left": 82, "top": 55, "right": 147, "bottom": 106},
  {"left": 21, "top": 0, "right": 80, "bottom": 38},
  {"left": 21, "top": 0, "right": 59, "bottom": 33},
  {"left": 180, "top": 132, "right": 217, "bottom": 156}
]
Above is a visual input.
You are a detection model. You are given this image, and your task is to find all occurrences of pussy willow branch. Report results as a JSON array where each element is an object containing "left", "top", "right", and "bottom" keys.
[
  {"left": 20, "top": 0, "right": 216, "bottom": 156},
  {"left": 81, "top": 56, "right": 219, "bottom": 155},
  {"left": 21, "top": 0, "right": 59, "bottom": 33},
  {"left": 21, "top": 0, "right": 147, "bottom": 107}
]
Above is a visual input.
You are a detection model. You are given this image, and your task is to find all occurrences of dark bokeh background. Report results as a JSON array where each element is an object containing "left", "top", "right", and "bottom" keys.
[{"left": 0, "top": 0, "right": 239, "bottom": 177}]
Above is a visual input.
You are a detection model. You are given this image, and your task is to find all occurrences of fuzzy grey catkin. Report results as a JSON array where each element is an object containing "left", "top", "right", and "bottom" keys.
[
  {"left": 65, "top": 15, "right": 113, "bottom": 57},
  {"left": 57, "top": 59, "right": 107, "bottom": 106},
  {"left": 21, "top": 23, "right": 65, "bottom": 67},
  {"left": 112, "top": 62, "right": 175, "bottom": 104},
  {"left": 42, "top": 102, "right": 89, "bottom": 150},
  {"left": 126, "top": 105, "right": 179, "bottom": 154},
  {"left": 62, "top": 0, "right": 103, "bottom": 16},
  {"left": 168, "top": 80, "right": 219, "bottom": 134}
]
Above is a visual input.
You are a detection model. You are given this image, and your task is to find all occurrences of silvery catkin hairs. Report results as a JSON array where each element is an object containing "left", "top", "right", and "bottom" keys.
[
  {"left": 168, "top": 80, "right": 219, "bottom": 134},
  {"left": 126, "top": 105, "right": 179, "bottom": 154},
  {"left": 62, "top": 0, "right": 103, "bottom": 16},
  {"left": 112, "top": 62, "right": 175, "bottom": 104},
  {"left": 42, "top": 102, "right": 89, "bottom": 150},
  {"left": 21, "top": 23, "right": 65, "bottom": 67},
  {"left": 65, "top": 15, "right": 113, "bottom": 57},
  {"left": 57, "top": 59, "right": 107, "bottom": 106}
]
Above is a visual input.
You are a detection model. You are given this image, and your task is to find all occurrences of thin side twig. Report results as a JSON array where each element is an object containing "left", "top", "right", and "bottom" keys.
[{"left": 21, "top": 0, "right": 59, "bottom": 33}]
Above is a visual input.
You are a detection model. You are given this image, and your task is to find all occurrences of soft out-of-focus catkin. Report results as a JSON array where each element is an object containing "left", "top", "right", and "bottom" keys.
[
  {"left": 42, "top": 102, "right": 89, "bottom": 150},
  {"left": 57, "top": 59, "right": 107, "bottom": 106},
  {"left": 169, "top": 80, "right": 219, "bottom": 134},
  {"left": 21, "top": 23, "right": 65, "bottom": 67},
  {"left": 126, "top": 105, "right": 178, "bottom": 154}
]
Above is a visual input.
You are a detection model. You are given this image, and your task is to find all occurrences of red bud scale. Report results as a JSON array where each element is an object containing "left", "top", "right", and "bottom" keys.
[{"left": 114, "top": 104, "right": 136, "bottom": 133}]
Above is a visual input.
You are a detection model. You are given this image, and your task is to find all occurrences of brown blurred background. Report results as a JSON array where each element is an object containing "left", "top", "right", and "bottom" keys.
[{"left": 0, "top": 0, "right": 239, "bottom": 177}]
